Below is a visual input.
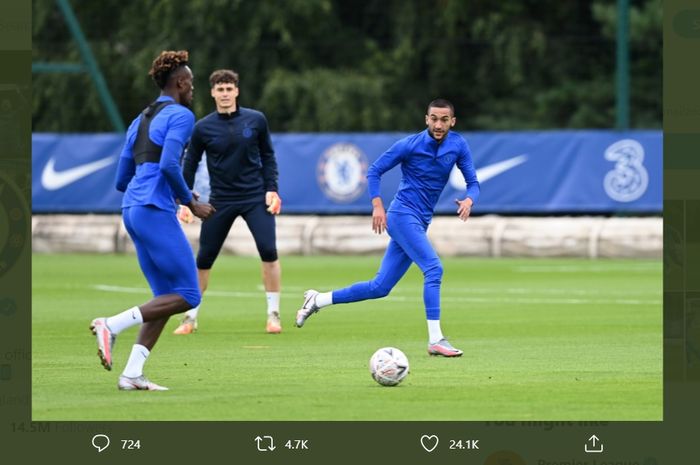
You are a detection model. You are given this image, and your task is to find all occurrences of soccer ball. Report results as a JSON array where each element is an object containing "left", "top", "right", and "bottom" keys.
[{"left": 369, "top": 347, "right": 409, "bottom": 386}]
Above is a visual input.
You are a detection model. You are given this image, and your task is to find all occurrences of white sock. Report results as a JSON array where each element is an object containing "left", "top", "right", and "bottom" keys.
[
  {"left": 427, "top": 320, "right": 444, "bottom": 344},
  {"left": 106, "top": 306, "right": 143, "bottom": 335},
  {"left": 122, "top": 344, "right": 150, "bottom": 378},
  {"left": 185, "top": 306, "right": 200, "bottom": 319},
  {"left": 315, "top": 291, "right": 333, "bottom": 308},
  {"left": 266, "top": 292, "right": 280, "bottom": 316}
]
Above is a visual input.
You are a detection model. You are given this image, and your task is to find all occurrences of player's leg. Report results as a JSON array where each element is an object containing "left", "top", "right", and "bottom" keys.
[
  {"left": 130, "top": 205, "right": 201, "bottom": 317},
  {"left": 91, "top": 206, "right": 151, "bottom": 371},
  {"left": 119, "top": 206, "right": 200, "bottom": 389},
  {"left": 332, "top": 239, "right": 411, "bottom": 303},
  {"left": 123, "top": 213, "right": 199, "bottom": 388},
  {"left": 178, "top": 268, "right": 212, "bottom": 333},
  {"left": 118, "top": 316, "right": 169, "bottom": 391},
  {"left": 386, "top": 213, "right": 462, "bottom": 357},
  {"left": 174, "top": 202, "right": 236, "bottom": 334},
  {"left": 91, "top": 206, "right": 200, "bottom": 388},
  {"left": 198, "top": 268, "right": 212, "bottom": 294},
  {"left": 136, "top": 317, "right": 169, "bottom": 350},
  {"left": 295, "top": 237, "right": 412, "bottom": 328},
  {"left": 243, "top": 201, "right": 282, "bottom": 333},
  {"left": 262, "top": 260, "right": 282, "bottom": 333}
]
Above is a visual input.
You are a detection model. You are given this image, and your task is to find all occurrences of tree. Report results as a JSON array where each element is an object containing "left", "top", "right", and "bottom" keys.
[{"left": 32, "top": 0, "right": 660, "bottom": 132}]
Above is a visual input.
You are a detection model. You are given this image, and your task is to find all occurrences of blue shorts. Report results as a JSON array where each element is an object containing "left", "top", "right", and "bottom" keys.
[{"left": 122, "top": 205, "right": 201, "bottom": 308}]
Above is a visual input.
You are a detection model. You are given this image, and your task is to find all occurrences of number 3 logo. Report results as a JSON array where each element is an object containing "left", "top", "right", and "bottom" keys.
[{"left": 603, "top": 139, "right": 649, "bottom": 203}]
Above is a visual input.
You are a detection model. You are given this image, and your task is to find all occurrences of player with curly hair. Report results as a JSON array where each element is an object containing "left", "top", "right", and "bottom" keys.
[{"left": 90, "top": 50, "right": 215, "bottom": 390}]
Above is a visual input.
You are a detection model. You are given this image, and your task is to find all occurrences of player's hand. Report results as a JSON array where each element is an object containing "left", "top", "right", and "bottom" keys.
[
  {"left": 266, "top": 191, "right": 282, "bottom": 215},
  {"left": 177, "top": 205, "right": 194, "bottom": 224},
  {"left": 455, "top": 198, "right": 473, "bottom": 222},
  {"left": 188, "top": 199, "right": 216, "bottom": 220},
  {"left": 372, "top": 205, "right": 387, "bottom": 234}
]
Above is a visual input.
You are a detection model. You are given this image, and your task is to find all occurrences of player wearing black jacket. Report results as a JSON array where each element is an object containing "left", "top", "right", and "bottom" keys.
[{"left": 176, "top": 69, "right": 283, "bottom": 335}]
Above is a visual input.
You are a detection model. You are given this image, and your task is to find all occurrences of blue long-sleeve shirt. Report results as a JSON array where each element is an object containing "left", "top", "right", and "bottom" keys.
[
  {"left": 182, "top": 107, "right": 278, "bottom": 204},
  {"left": 115, "top": 95, "right": 194, "bottom": 211},
  {"left": 367, "top": 129, "right": 480, "bottom": 224}
]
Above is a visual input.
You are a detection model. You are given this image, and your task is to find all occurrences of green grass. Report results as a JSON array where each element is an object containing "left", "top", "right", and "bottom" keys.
[{"left": 32, "top": 254, "right": 662, "bottom": 420}]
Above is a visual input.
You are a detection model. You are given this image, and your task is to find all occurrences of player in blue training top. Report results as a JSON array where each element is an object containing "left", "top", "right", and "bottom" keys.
[
  {"left": 90, "top": 50, "right": 215, "bottom": 390},
  {"left": 174, "top": 69, "right": 283, "bottom": 335},
  {"left": 295, "top": 99, "right": 480, "bottom": 357}
]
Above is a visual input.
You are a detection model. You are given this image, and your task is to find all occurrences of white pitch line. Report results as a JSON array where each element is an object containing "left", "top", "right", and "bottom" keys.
[
  {"left": 257, "top": 284, "right": 659, "bottom": 297},
  {"left": 513, "top": 264, "right": 660, "bottom": 273},
  {"left": 93, "top": 284, "right": 148, "bottom": 294},
  {"left": 93, "top": 285, "right": 660, "bottom": 305},
  {"left": 430, "top": 287, "right": 659, "bottom": 297},
  {"left": 93, "top": 284, "right": 260, "bottom": 298},
  {"left": 384, "top": 295, "right": 661, "bottom": 306},
  {"left": 259, "top": 285, "right": 659, "bottom": 297}
]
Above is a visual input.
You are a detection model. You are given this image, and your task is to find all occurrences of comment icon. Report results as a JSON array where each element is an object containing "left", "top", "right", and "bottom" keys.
[{"left": 91, "top": 434, "right": 110, "bottom": 453}]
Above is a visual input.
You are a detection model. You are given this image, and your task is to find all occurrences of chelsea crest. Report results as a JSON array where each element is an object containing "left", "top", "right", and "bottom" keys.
[{"left": 317, "top": 143, "right": 368, "bottom": 203}]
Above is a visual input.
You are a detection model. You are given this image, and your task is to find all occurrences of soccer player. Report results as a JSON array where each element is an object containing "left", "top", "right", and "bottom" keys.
[
  {"left": 295, "top": 99, "right": 479, "bottom": 357},
  {"left": 174, "top": 69, "right": 283, "bottom": 335},
  {"left": 90, "top": 50, "right": 215, "bottom": 390}
]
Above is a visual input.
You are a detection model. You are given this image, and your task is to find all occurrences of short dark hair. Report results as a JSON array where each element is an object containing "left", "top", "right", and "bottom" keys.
[
  {"left": 209, "top": 69, "right": 239, "bottom": 87},
  {"left": 427, "top": 98, "right": 455, "bottom": 117},
  {"left": 149, "top": 50, "right": 189, "bottom": 89}
]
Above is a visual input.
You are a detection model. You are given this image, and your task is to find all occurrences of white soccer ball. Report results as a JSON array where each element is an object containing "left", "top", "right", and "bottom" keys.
[{"left": 369, "top": 347, "right": 409, "bottom": 386}]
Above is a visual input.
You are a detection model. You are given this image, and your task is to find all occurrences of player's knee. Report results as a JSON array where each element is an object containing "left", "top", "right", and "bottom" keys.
[
  {"left": 424, "top": 261, "right": 443, "bottom": 284},
  {"left": 181, "top": 289, "right": 201, "bottom": 309},
  {"left": 369, "top": 281, "right": 392, "bottom": 299},
  {"left": 196, "top": 255, "right": 216, "bottom": 270},
  {"left": 259, "top": 247, "right": 278, "bottom": 262}
]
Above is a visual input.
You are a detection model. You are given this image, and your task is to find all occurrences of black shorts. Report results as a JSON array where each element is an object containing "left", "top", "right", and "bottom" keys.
[{"left": 197, "top": 200, "right": 277, "bottom": 269}]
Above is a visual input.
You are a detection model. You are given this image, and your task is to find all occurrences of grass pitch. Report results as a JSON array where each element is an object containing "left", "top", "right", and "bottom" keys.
[{"left": 32, "top": 254, "right": 661, "bottom": 420}]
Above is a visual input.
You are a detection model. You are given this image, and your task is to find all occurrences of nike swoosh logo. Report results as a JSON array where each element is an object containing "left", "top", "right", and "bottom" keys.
[
  {"left": 40, "top": 155, "right": 116, "bottom": 191},
  {"left": 449, "top": 154, "right": 528, "bottom": 190}
]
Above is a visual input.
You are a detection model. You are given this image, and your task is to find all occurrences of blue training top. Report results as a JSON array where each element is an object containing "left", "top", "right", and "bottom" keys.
[
  {"left": 182, "top": 107, "right": 278, "bottom": 204},
  {"left": 367, "top": 129, "right": 480, "bottom": 224},
  {"left": 115, "top": 95, "right": 195, "bottom": 212}
]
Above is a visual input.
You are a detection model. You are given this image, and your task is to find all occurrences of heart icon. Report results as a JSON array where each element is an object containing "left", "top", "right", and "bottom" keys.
[{"left": 420, "top": 434, "right": 439, "bottom": 453}]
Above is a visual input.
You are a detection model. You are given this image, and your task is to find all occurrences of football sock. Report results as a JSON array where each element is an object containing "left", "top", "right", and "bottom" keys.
[
  {"left": 266, "top": 292, "right": 280, "bottom": 316},
  {"left": 315, "top": 291, "right": 333, "bottom": 308},
  {"left": 185, "top": 306, "right": 199, "bottom": 319},
  {"left": 106, "top": 306, "right": 143, "bottom": 335},
  {"left": 122, "top": 344, "right": 150, "bottom": 378},
  {"left": 427, "top": 319, "right": 444, "bottom": 344}
]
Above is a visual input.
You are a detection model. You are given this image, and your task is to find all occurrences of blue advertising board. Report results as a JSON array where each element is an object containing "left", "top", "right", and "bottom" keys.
[{"left": 32, "top": 130, "right": 661, "bottom": 214}]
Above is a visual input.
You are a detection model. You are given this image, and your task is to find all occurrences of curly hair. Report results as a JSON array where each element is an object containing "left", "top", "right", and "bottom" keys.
[{"left": 149, "top": 50, "right": 189, "bottom": 89}]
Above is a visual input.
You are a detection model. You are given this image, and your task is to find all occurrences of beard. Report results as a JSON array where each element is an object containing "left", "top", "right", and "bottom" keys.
[{"left": 429, "top": 128, "right": 448, "bottom": 140}]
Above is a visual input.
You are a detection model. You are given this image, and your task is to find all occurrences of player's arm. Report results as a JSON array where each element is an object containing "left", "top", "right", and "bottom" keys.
[
  {"left": 161, "top": 112, "right": 215, "bottom": 220},
  {"left": 160, "top": 111, "right": 194, "bottom": 204},
  {"left": 259, "top": 113, "right": 282, "bottom": 214},
  {"left": 182, "top": 124, "right": 204, "bottom": 190},
  {"left": 367, "top": 139, "right": 406, "bottom": 234},
  {"left": 178, "top": 124, "right": 208, "bottom": 222},
  {"left": 115, "top": 119, "right": 139, "bottom": 192},
  {"left": 454, "top": 141, "right": 480, "bottom": 222}
]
